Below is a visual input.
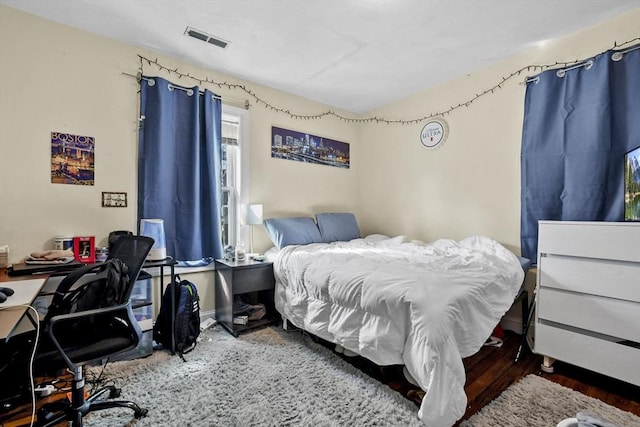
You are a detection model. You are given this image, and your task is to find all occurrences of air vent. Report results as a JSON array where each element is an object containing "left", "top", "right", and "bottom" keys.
[{"left": 184, "top": 27, "right": 229, "bottom": 49}]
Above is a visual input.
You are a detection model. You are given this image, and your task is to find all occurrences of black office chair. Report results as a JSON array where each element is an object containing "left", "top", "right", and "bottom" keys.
[{"left": 34, "top": 235, "right": 154, "bottom": 427}]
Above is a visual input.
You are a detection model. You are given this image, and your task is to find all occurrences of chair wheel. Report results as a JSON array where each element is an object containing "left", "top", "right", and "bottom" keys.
[
  {"left": 37, "top": 408, "right": 56, "bottom": 423},
  {"left": 135, "top": 408, "right": 149, "bottom": 419}
]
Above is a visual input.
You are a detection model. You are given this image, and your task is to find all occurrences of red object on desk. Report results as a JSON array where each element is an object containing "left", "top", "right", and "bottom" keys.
[{"left": 73, "top": 236, "right": 95, "bottom": 263}]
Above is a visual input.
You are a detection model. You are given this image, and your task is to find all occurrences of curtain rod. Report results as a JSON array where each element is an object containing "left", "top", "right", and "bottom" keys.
[
  {"left": 555, "top": 60, "right": 593, "bottom": 78},
  {"left": 122, "top": 72, "right": 250, "bottom": 110},
  {"left": 525, "top": 43, "right": 640, "bottom": 84},
  {"left": 611, "top": 43, "right": 640, "bottom": 61}
]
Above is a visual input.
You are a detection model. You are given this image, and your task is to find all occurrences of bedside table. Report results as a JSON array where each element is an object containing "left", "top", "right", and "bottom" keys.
[{"left": 214, "top": 259, "right": 277, "bottom": 336}]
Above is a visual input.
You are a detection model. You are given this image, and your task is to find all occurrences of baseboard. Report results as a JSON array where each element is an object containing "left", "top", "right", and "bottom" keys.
[
  {"left": 501, "top": 315, "right": 523, "bottom": 335},
  {"left": 200, "top": 309, "right": 215, "bottom": 321}
]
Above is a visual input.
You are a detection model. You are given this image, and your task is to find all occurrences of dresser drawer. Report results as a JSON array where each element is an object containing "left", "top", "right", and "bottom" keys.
[
  {"left": 535, "top": 323, "right": 640, "bottom": 387},
  {"left": 538, "top": 221, "right": 640, "bottom": 263},
  {"left": 539, "top": 256, "right": 640, "bottom": 302},
  {"left": 538, "top": 288, "right": 640, "bottom": 343}
]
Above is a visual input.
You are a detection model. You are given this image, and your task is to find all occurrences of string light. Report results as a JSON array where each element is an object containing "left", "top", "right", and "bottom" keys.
[{"left": 137, "top": 36, "right": 640, "bottom": 125}]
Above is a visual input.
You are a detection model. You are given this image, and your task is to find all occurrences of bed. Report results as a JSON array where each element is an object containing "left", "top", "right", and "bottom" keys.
[{"left": 264, "top": 214, "right": 525, "bottom": 426}]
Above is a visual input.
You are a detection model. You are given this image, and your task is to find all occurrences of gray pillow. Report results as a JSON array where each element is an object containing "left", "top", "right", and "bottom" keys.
[
  {"left": 264, "top": 217, "right": 323, "bottom": 249},
  {"left": 315, "top": 213, "right": 360, "bottom": 243}
]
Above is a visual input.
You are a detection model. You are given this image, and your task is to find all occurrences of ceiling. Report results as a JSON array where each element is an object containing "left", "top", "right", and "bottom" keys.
[{"left": 2, "top": 0, "right": 640, "bottom": 113}]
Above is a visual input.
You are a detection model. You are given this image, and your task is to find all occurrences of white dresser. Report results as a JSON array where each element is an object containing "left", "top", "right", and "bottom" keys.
[{"left": 534, "top": 220, "right": 640, "bottom": 386}]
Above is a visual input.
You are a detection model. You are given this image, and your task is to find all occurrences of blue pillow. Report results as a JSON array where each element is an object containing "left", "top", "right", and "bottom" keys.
[
  {"left": 315, "top": 213, "right": 360, "bottom": 243},
  {"left": 264, "top": 217, "right": 323, "bottom": 249}
]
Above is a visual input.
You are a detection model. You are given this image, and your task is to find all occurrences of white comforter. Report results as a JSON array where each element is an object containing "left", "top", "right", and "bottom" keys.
[{"left": 273, "top": 235, "right": 524, "bottom": 426}]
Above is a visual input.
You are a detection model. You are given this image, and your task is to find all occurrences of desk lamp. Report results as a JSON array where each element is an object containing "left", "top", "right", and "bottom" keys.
[
  {"left": 244, "top": 204, "right": 263, "bottom": 256},
  {"left": 139, "top": 219, "right": 166, "bottom": 261}
]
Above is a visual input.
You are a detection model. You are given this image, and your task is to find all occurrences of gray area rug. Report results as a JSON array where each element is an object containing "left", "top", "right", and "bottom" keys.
[
  {"left": 85, "top": 326, "right": 422, "bottom": 426},
  {"left": 84, "top": 326, "right": 640, "bottom": 427},
  {"left": 461, "top": 374, "right": 640, "bottom": 427}
]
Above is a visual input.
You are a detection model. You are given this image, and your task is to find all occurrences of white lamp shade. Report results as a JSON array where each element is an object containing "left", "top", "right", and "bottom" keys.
[
  {"left": 140, "top": 218, "right": 167, "bottom": 260},
  {"left": 245, "top": 204, "right": 264, "bottom": 225}
]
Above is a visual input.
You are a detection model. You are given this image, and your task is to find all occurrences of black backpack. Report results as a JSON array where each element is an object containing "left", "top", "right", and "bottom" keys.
[
  {"left": 44, "top": 259, "right": 130, "bottom": 338},
  {"left": 153, "top": 275, "right": 200, "bottom": 359},
  {"left": 46, "top": 259, "right": 129, "bottom": 319}
]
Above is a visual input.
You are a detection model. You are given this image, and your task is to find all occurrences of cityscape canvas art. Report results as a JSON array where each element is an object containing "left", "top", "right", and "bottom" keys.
[
  {"left": 625, "top": 145, "right": 640, "bottom": 221},
  {"left": 271, "top": 126, "right": 350, "bottom": 169},
  {"left": 51, "top": 132, "right": 95, "bottom": 185}
]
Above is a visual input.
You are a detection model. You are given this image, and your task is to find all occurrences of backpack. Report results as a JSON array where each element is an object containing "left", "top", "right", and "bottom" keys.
[
  {"left": 46, "top": 259, "right": 129, "bottom": 319},
  {"left": 153, "top": 275, "right": 200, "bottom": 359},
  {"left": 44, "top": 259, "right": 130, "bottom": 338}
]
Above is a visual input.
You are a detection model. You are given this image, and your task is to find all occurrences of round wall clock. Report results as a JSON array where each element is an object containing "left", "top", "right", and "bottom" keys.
[{"left": 420, "top": 118, "right": 448, "bottom": 149}]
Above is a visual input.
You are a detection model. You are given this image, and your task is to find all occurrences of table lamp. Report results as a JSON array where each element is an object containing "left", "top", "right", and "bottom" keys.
[
  {"left": 245, "top": 204, "right": 263, "bottom": 255},
  {"left": 140, "top": 218, "right": 166, "bottom": 260}
]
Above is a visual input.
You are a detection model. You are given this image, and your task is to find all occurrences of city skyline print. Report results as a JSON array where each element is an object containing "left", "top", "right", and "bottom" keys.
[
  {"left": 51, "top": 132, "right": 95, "bottom": 185},
  {"left": 625, "top": 145, "right": 640, "bottom": 221},
  {"left": 271, "top": 126, "right": 350, "bottom": 169}
]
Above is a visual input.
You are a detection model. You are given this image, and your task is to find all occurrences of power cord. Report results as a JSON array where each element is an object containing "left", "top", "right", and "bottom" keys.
[
  {"left": 50, "top": 378, "right": 72, "bottom": 393},
  {"left": 0, "top": 304, "right": 40, "bottom": 427},
  {"left": 84, "top": 360, "right": 115, "bottom": 396}
]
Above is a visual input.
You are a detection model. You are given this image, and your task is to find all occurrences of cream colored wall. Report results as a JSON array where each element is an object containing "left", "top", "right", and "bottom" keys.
[
  {"left": 1, "top": 5, "right": 639, "bottom": 316},
  {"left": 356, "top": 8, "right": 640, "bottom": 255},
  {"left": 247, "top": 97, "right": 358, "bottom": 253},
  {"left": 0, "top": 5, "right": 358, "bottom": 311}
]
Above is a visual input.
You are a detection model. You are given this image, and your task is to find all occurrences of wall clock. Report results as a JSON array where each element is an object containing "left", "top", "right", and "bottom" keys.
[{"left": 420, "top": 118, "right": 448, "bottom": 150}]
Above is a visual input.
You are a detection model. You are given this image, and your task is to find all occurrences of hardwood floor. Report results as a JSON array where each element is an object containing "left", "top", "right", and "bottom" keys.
[
  {"left": 333, "top": 330, "right": 640, "bottom": 423},
  {"left": 1, "top": 330, "right": 639, "bottom": 426},
  {"left": 460, "top": 331, "right": 640, "bottom": 421},
  {"left": 0, "top": 371, "right": 74, "bottom": 427}
]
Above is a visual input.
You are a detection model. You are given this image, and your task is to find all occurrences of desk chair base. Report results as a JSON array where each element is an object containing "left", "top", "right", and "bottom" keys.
[{"left": 36, "top": 367, "right": 148, "bottom": 427}]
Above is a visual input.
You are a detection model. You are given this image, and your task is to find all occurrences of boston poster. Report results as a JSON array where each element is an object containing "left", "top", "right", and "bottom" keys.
[{"left": 51, "top": 132, "right": 95, "bottom": 185}]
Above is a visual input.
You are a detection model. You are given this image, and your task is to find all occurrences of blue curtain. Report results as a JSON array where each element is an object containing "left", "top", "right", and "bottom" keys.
[
  {"left": 521, "top": 46, "right": 640, "bottom": 261},
  {"left": 138, "top": 76, "right": 223, "bottom": 261}
]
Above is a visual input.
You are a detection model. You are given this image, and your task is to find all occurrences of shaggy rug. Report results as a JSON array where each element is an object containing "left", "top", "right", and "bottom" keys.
[
  {"left": 461, "top": 374, "right": 640, "bottom": 427},
  {"left": 83, "top": 326, "right": 640, "bottom": 427},
  {"left": 84, "top": 326, "right": 422, "bottom": 426}
]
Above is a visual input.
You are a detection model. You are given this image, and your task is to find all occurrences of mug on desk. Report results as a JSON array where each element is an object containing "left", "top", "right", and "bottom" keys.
[
  {"left": 96, "top": 247, "right": 109, "bottom": 262},
  {"left": 0, "top": 245, "right": 8, "bottom": 268},
  {"left": 53, "top": 236, "right": 74, "bottom": 251}
]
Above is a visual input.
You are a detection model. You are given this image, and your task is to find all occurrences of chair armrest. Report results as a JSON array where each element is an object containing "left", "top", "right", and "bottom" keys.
[
  {"left": 48, "top": 301, "right": 132, "bottom": 325},
  {"left": 46, "top": 301, "right": 140, "bottom": 369}
]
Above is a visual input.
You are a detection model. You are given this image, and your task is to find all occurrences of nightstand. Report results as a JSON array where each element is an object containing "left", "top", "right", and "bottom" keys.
[{"left": 214, "top": 258, "right": 277, "bottom": 336}]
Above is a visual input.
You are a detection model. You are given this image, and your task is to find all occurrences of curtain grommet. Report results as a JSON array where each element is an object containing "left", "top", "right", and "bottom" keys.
[{"left": 611, "top": 52, "right": 624, "bottom": 62}]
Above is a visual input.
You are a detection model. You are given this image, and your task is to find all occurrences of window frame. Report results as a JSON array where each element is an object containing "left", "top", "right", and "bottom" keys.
[{"left": 221, "top": 104, "right": 249, "bottom": 251}]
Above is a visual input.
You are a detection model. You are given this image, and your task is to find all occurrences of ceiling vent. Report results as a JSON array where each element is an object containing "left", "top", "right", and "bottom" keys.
[{"left": 184, "top": 27, "right": 228, "bottom": 49}]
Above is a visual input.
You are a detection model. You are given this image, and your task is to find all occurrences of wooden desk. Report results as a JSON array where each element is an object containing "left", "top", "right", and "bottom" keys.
[
  {"left": 4, "top": 261, "right": 83, "bottom": 279},
  {"left": 0, "top": 277, "right": 46, "bottom": 341},
  {"left": 1, "top": 267, "right": 48, "bottom": 283}
]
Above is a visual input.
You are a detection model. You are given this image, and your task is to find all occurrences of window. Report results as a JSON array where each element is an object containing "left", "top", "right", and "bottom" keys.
[{"left": 220, "top": 106, "right": 247, "bottom": 250}]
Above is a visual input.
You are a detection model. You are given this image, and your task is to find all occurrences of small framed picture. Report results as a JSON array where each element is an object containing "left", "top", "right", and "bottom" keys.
[{"left": 102, "top": 191, "right": 127, "bottom": 207}]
